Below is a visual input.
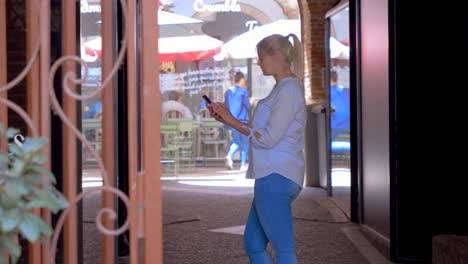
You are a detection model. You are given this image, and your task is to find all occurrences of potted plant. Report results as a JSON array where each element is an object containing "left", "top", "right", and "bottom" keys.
[{"left": 0, "top": 124, "right": 68, "bottom": 264}]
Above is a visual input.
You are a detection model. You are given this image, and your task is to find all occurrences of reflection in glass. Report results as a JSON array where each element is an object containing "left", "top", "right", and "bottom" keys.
[
  {"left": 80, "top": 1, "right": 105, "bottom": 262},
  {"left": 329, "top": 6, "right": 350, "bottom": 171},
  {"left": 158, "top": 2, "right": 302, "bottom": 173}
]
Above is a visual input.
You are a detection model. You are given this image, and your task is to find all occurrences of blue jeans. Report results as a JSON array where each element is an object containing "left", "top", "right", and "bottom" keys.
[
  {"left": 227, "top": 129, "right": 249, "bottom": 165},
  {"left": 244, "top": 173, "right": 302, "bottom": 264}
]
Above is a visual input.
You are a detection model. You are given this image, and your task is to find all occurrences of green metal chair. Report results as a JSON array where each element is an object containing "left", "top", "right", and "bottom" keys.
[
  {"left": 198, "top": 117, "right": 228, "bottom": 167},
  {"left": 172, "top": 119, "right": 195, "bottom": 171},
  {"left": 160, "top": 122, "right": 180, "bottom": 175}
]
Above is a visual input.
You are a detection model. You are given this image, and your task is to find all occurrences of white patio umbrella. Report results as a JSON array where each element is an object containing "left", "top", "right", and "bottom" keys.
[
  {"left": 213, "top": 19, "right": 301, "bottom": 60},
  {"left": 158, "top": 10, "right": 203, "bottom": 25},
  {"left": 329, "top": 37, "right": 349, "bottom": 60}
]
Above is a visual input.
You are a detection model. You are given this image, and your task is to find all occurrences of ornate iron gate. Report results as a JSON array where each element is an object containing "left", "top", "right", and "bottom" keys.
[{"left": 0, "top": 1, "right": 163, "bottom": 263}]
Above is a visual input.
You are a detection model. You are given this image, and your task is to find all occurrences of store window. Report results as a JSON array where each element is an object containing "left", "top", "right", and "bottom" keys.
[
  {"left": 158, "top": 0, "right": 301, "bottom": 172},
  {"left": 158, "top": 0, "right": 301, "bottom": 171},
  {"left": 326, "top": 2, "right": 351, "bottom": 172},
  {"left": 80, "top": 0, "right": 102, "bottom": 166},
  {"left": 159, "top": 1, "right": 301, "bottom": 107},
  {"left": 79, "top": 0, "right": 302, "bottom": 173}
]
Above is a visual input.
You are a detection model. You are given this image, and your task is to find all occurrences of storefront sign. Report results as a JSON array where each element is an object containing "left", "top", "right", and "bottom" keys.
[
  {"left": 81, "top": 0, "right": 101, "bottom": 14},
  {"left": 193, "top": 0, "right": 241, "bottom": 12},
  {"left": 245, "top": 20, "right": 259, "bottom": 31}
]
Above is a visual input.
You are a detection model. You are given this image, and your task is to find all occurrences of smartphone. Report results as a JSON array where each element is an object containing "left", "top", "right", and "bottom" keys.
[{"left": 202, "top": 94, "right": 212, "bottom": 106}]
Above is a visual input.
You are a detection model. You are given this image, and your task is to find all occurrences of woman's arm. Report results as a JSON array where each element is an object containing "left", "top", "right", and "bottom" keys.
[
  {"left": 208, "top": 102, "right": 262, "bottom": 140},
  {"left": 247, "top": 87, "right": 297, "bottom": 148}
]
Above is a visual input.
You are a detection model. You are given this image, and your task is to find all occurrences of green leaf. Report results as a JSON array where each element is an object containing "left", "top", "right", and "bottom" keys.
[
  {"left": 26, "top": 164, "right": 56, "bottom": 184},
  {"left": 30, "top": 189, "right": 53, "bottom": 206},
  {"left": 9, "top": 160, "right": 25, "bottom": 178},
  {"left": 0, "top": 128, "right": 65, "bottom": 261},
  {"left": 0, "top": 163, "right": 8, "bottom": 172},
  {"left": 0, "top": 153, "right": 9, "bottom": 163},
  {"left": 19, "top": 216, "right": 40, "bottom": 241},
  {"left": 21, "top": 138, "right": 48, "bottom": 153},
  {"left": 21, "top": 173, "right": 51, "bottom": 190},
  {"left": 1, "top": 211, "right": 19, "bottom": 232},
  {"left": 52, "top": 189, "right": 69, "bottom": 210},
  {"left": 32, "top": 214, "right": 53, "bottom": 236},
  {"left": 25, "top": 199, "right": 51, "bottom": 210},
  {"left": 4, "top": 181, "right": 28, "bottom": 200},
  {"left": 31, "top": 152, "right": 47, "bottom": 164},
  {"left": 5, "top": 128, "right": 20, "bottom": 139},
  {"left": 10, "top": 254, "right": 20, "bottom": 264},
  {"left": 16, "top": 213, "right": 53, "bottom": 240},
  {"left": 8, "top": 144, "right": 23, "bottom": 158},
  {"left": 32, "top": 189, "right": 66, "bottom": 212},
  {"left": 3, "top": 236, "right": 21, "bottom": 263},
  {"left": 0, "top": 195, "right": 17, "bottom": 210},
  {"left": 1, "top": 218, "right": 17, "bottom": 232}
]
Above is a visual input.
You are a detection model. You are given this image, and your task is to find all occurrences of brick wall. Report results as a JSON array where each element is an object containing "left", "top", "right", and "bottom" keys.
[{"left": 303, "top": 0, "right": 338, "bottom": 103}]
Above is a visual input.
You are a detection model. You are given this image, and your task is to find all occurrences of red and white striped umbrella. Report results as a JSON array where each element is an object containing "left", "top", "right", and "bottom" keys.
[
  {"left": 82, "top": 10, "right": 222, "bottom": 62},
  {"left": 158, "top": 35, "right": 223, "bottom": 61},
  {"left": 83, "top": 34, "right": 222, "bottom": 62}
]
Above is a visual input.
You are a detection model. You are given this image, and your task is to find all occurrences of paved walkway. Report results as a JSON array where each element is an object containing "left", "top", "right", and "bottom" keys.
[{"left": 81, "top": 166, "right": 396, "bottom": 264}]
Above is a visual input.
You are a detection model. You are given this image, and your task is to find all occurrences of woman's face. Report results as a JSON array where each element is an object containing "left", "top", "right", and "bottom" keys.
[
  {"left": 257, "top": 51, "right": 275, "bottom": 76},
  {"left": 257, "top": 50, "right": 284, "bottom": 76}
]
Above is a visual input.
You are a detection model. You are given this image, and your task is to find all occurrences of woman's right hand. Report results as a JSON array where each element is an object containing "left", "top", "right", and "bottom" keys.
[
  {"left": 207, "top": 102, "right": 223, "bottom": 122},
  {"left": 208, "top": 102, "right": 234, "bottom": 125}
]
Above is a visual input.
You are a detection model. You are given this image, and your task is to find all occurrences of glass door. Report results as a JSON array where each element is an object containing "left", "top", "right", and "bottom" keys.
[{"left": 325, "top": 1, "right": 351, "bottom": 215}]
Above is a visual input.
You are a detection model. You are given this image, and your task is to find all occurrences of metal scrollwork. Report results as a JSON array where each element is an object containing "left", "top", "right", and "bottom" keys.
[{"left": 1, "top": 0, "right": 131, "bottom": 263}]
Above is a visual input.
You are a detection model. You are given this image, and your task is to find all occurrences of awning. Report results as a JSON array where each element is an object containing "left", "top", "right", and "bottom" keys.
[
  {"left": 83, "top": 34, "right": 223, "bottom": 62},
  {"left": 159, "top": 35, "right": 223, "bottom": 61},
  {"left": 83, "top": 37, "right": 102, "bottom": 61},
  {"left": 82, "top": 10, "right": 222, "bottom": 62}
]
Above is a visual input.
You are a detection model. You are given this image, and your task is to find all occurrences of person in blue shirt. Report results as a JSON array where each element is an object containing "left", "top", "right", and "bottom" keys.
[
  {"left": 209, "top": 33, "right": 306, "bottom": 264},
  {"left": 83, "top": 100, "right": 102, "bottom": 119},
  {"left": 224, "top": 71, "right": 251, "bottom": 171},
  {"left": 330, "top": 70, "right": 350, "bottom": 140}
]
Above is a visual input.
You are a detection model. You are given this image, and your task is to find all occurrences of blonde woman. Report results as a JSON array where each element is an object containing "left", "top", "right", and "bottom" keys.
[{"left": 209, "top": 33, "right": 306, "bottom": 264}]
